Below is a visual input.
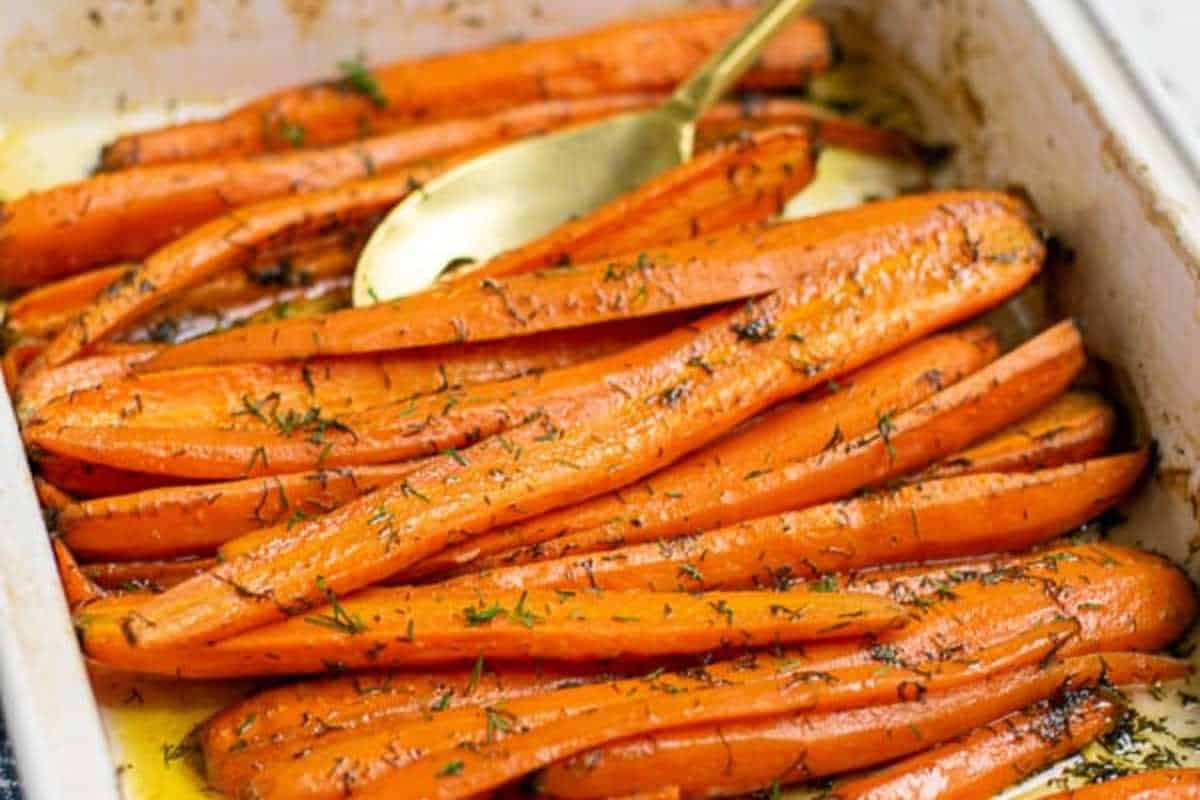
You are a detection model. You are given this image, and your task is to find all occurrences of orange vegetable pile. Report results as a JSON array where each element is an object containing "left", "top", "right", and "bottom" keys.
[{"left": 2, "top": 10, "right": 1196, "bottom": 799}]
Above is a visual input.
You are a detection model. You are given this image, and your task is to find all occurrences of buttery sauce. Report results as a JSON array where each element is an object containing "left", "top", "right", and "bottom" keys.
[{"left": 2, "top": 82, "right": 1195, "bottom": 799}]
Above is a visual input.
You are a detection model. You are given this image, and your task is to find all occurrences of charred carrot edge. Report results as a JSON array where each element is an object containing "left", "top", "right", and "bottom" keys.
[
  {"left": 916, "top": 390, "right": 1115, "bottom": 480},
  {"left": 435, "top": 318, "right": 1084, "bottom": 578},
  {"left": 832, "top": 692, "right": 1122, "bottom": 799},
  {"left": 200, "top": 541, "right": 1197, "bottom": 776},
  {"left": 81, "top": 558, "right": 218, "bottom": 592},
  {"left": 536, "top": 652, "right": 1191, "bottom": 799},
  {"left": 462, "top": 126, "right": 817, "bottom": 282},
  {"left": 78, "top": 588, "right": 906, "bottom": 678},
  {"left": 92, "top": 190, "right": 1041, "bottom": 647},
  {"left": 236, "top": 623, "right": 1074, "bottom": 800},
  {"left": 52, "top": 539, "right": 104, "bottom": 608},
  {"left": 1042, "top": 769, "right": 1200, "bottom": 799},
  {"left": 28, "top": 192, "right": 1040, "bottom": 484},
  {"left": 444, "top": 453, "right": 1147, "bottom": 593},
  {"left": 99, "top": 9, "right": 832, "bottom": 168}
]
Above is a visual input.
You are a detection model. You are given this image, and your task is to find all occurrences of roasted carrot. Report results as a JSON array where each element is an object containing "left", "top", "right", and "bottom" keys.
[
  {"left": 96, "top": 191, "right": 1042, "bottom": 647},
  {"left": 831, "top": 691, "right": 1122, "bottom": 799},
  {"left": 16, "top": 345, "right": 158, "bottom": 420},
  {"left": 52, "top": 539, "right": 103, "bottom": 608},
  {"left": 236, "top": 624, "right": 1072, "bottom": 800},
  {"left": 33, "top": 452, "right": 187, "bottom": 499},
  {"left": 82, "top": 558, "right": 217, "bottom": 592},
  {"left": 462, "top": 126, "right": 816, "bottom": 282},
  {"left": 33, "top": 477, "right": 74, "bottom": 511},
  {"left": 443, "top": 453, "right": 1146, "bottom": 593},
  {"left": 99, "top": 9, "right": 832, "bottom": 168},
  {"left": 1042, "top": 769, "right": 1200, "bottom": 799},
  {"left": 1, "top": 339, "right": 44, "bottom": 393},
  {"left": 537, "top": 652, "right": 1189, "bottom": 799},
  {"left": 430, "top": 319, "right": 1083, "bottom": 578},
  {"left": 58, "top": 463, "right": 422, "bottom": 560},
  {"left": 916, "top": 390, "right": 1115, "bottom": 480},
  {"left": 4, "top": 265, "right": 128, "bottom": 339},
  {"left": 200, "top": 541, "right": 1195, "bottom": 782},
  {"left": 79, "top": 587, "right": 905, "bottom": 678},
  {"left": 28, "top": 192, "right": 1040, "bottom": 483},
  {"left": 30, "top": 311, "right": 685, "bottom": 438},
  {"left": 222, "top": 326, "right": 996, "bottom": 565},
  {"left": 134, "top": 190, "right": 1032, "bottom": 373}
]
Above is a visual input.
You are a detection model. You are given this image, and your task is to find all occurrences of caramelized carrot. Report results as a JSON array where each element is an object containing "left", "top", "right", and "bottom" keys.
[
  {"left": 832, "top": 692, "right": 1122, "bottom": 799},
  {"left": 917, "top": 391, "right": 1115, "bottom": 480},
  {"left": 237, "top": 624, "right": 1071, "bottom": 800},
  {"left": 223, "top": 326, "right": 996, "bottom": 565},
  {"left": 31, "top": 312, "right": 679, "bottom": 447},
  {"left": 1043, "top": 769, "right": 1200, "bottom": 799},
  {"left": 97, "top": 191, "right": 1042, "bottom": 647},
  {"left": 445, "top": 453, "right": 1146, "bottom": 593},
  {"left": 28, "top": 192, "right": 1040, "bottom": 483},
  {"left": 16, "top": 345, "right": 158, "bottom": 420},
  {"left": 137, "top": 190, "right": 1031, "bottom": 373},
  {"left": 82, "top": 558, "right": 217, "bottom": 592},
  {"left": 58, "top": 463, "right": 422, "bottom": 560},
  {"left": 431, "top": 320, "right": 1084, "bottom": 578},
  {"left": 33, "top": 477, "right": 74, "bottom": 511},
  {"left": 200, "top": 542, "right": 1195, "bottom": 779},
  {"left": 52, "top": 539, "right": 103, "bottom": 608},
  {"left": 4, "top": 265, "right": 128, "bottom": 338},
  {"left": 537, "top": 652, "right": 1189, "bottom": 799},
  {"left": 464, "top": 126, "right": 816, "bottom": 282},
  {"left": 1, "top": 339, "right": 44, "bottom": 393},
  {"left": 78, "top": 588, "right": 906, "bottom": 678},
  {"left": 99, "top": 9, "right": 832, "bottom": 168}
]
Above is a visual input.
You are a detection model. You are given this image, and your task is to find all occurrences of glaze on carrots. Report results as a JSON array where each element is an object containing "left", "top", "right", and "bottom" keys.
[
  {"left": 93, "top": 190, "right": 1041, "bottom": 647},
  {"left": 429, "top": 319, "right": 1083, "bottom": 578},
  {"left": 1042, "top": 769, "right": 1200, "bottom": 799},
  {"left": 444, "top": 453, "right": 1146, "bottom": 593}
]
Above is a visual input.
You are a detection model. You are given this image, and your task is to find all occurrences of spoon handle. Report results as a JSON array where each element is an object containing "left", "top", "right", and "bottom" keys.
[{"left": 666, "top": 0, "right": 814, "bottom": 120}]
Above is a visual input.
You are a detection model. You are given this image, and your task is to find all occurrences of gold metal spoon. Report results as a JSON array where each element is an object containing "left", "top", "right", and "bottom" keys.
[{"left": 353, "top": 0, "right": 813, "bottom": 305}]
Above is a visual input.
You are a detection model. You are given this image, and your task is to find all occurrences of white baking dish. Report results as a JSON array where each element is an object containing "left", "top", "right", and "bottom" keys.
[{"left": 1, "top": 1, "right": 1197, "bottom": 798}]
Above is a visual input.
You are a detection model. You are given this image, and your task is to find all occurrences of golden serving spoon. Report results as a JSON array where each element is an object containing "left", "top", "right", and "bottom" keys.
[{"left": 353, "top": 0, "right": 813, "bottom": 305}]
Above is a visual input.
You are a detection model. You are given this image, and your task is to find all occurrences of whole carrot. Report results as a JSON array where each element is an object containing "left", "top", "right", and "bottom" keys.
[
  {"left": 97, "top": 190, "right": 1042, "bottom": 648},
  {"left": 99, "top": 9, "right": 832, "bottom": 168},
  {"left": 443, "top": 453, "right": 1146, "bottom": 593},
  {"left": 831, "top": 691, "right": 1122, "bottom": 799},
  {"left": 1042, "top": 769, "right": 1200, "bottom": 799},
  {"left": 52, "top": 540, "right": 103, "bottom": 608},
  {"left": 78, "top": 587, "right": 906, "bottom": 678},
  {"left": 432, "top": 319, "right": 1083, "bottom": 578},
  {"left": 536, "top": 653, "right": 1189, "bottom": 799}
]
